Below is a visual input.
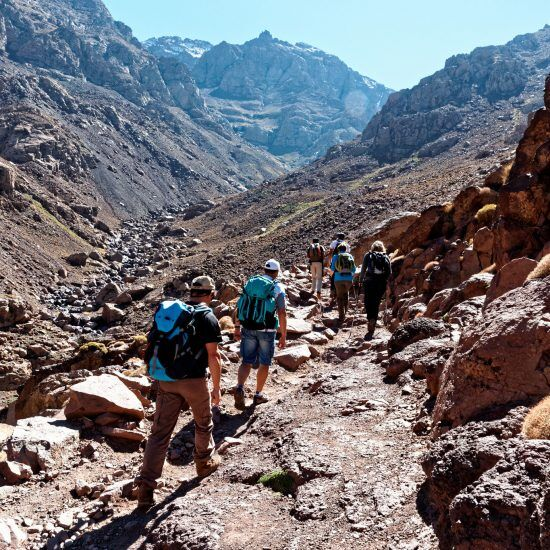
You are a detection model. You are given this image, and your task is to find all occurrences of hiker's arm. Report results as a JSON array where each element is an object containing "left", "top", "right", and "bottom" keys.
[
  {"left": 360, "top": 254, "right": 368, "bottom": 283},
  {"left": 278, "top": 308, "right": 287, "bottom": 349},
  {"left": 206, "top": 342, "right": 221, "bottom": 406}
]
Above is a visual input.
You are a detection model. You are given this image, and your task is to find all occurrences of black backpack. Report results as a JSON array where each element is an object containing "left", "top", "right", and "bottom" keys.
[{"left": 365, "top": 252, "right": 390, "bottom": 278}]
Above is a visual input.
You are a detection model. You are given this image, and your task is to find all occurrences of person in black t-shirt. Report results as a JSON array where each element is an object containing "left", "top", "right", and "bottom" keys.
[{"left": 137, "top": 276, "right": 222, "bottom": 509}]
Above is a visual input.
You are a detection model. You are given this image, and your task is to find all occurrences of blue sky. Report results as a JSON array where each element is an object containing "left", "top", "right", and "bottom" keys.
[{"left": 103, "top": 0, "right": 549, "bottom": 90}]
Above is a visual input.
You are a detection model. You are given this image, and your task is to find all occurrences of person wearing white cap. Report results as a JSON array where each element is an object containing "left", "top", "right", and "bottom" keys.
[{"left": 233, "top": 259, "right": 287, "bottom": 408}]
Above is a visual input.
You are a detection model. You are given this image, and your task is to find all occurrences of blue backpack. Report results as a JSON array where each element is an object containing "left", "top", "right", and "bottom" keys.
[
  {"left": 237, "top": 275, "right": 279, "bottom": 330},
  {"left": 145, "top": 300, "right": 211, "bottom": 381}
]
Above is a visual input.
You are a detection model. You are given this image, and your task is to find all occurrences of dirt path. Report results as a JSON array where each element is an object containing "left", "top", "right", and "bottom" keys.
[{"left": 62, "top": 315, "right": 437, "bottom": 550}]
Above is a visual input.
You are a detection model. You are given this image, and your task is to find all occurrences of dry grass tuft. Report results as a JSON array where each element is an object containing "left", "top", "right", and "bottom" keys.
[
  {"left": 522, "top": 396, "right": 550, "bottom": 439},
  {"left": 475, "top": 204, "right": 497, "bottom": 226},
  {"left": 526, "top": 254, "right": 550, "bottom": 281}
]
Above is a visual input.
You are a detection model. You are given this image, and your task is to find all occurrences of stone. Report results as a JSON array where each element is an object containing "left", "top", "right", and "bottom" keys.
[
  {"left": 6, "top": 416, "right": 79, "bottom": 472},
  {"left": 66, "top": 252, "right": 88, "bottom": 267},
  {"left": 0, "top": 161, "right": 15, "bottom": 196},
  {"left": 218, "top": 283, "right": 240, "bottom": 304},
  {"left": 484, "top": 257, "right": 538, "bottom": 305},
  {"left": 445, "top": 296, "right": 484, "bottom": 327},
  {"left": 0, "top": 459, "right": 32, "bottom": 484},
  {"left": 64, "top": 374, "right": 144, "bottom": 420},
  {"left": 449, "top": 440, "right": 550, "bottom": 549},
  {"left": 286, "top": 318, "right": 313, "bottom": 336},
  {"left": 388, "top": 317, "right": 447, "bottom": 355},
  {"left": 433, "top": 278, "right": 550, "bottom": 435},
  {"left": 101, "top": 303, "right": 125, "bottom": 324},
  {"left": 0, "top": 518, "right": 26, "bottom": 546},
  {"left": 438, "top": 272, "right": 493, "bottom": 316},
  {"left": 57, "top": 510, "right": 74, "bottom": 529},
  {"left": 74, "top": 479, "right": 92, "bottom": 497},
  {"left": 275, "top": 344, "right": 311, "bottom": 371},
  {"left": 95, "top": 283, "right": 122, "bottom": 306},
  {"left": 115, "top": 291, "right": 133, "bottom": 305},
  {"left": 101, "top": 426, "right": 146, "bottom": 442},
  {"left": 301, "top": 332, "right": 329, "bottom": 345}
]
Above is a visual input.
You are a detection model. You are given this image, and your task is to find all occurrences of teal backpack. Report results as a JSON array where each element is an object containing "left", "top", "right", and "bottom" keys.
[
  {"left": 237, "top": 275, "right": 279, "bottom": 330},
  {"left": 145, "top": 300, "right": 211, "bottom": 381}
]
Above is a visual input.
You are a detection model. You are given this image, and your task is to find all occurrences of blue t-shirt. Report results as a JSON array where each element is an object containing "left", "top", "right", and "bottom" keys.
[{"left": 331, "top": 253, "right": 356, "bottom": 282}]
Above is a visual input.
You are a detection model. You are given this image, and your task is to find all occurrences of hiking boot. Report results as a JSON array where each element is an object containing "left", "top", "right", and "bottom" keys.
[
  {"left": 234, "top": 386, "right": 246, "bottom": 410},
  {"left": 137, "top": 485, "right": 154, "bottom": 509},
  {"left": 195, "top": 452, "right": 221, "bottom": 478},
  {"left": 253, "top": 392, "right": 269, "bottom": 406},
  {"left": 364, "top": 319, "right": 376, "bottom": 339}
]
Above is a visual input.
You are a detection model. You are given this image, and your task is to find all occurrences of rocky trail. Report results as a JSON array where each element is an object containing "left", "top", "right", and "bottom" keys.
[{"left": 0, "top": 264, "right": 438, "bottom": 549}]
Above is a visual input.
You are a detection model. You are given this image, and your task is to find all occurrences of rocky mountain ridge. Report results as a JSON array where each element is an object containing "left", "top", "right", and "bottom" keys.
[
  {"left": 146, "top": 30, "right": 392, "bottom": 166},
  {"left": 143, "top": 36, "right": 213, "bottom": 69}
]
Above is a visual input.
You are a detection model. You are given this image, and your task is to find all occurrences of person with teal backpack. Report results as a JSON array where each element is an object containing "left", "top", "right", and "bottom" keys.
[
  {"left": 233, "top": 259, "right": 287, "bottom": 409},
  {"left": 136, "top": 276, "right": 223, "bottom": 509},
  {"left": 330, "top": 243, "right": 356, "bottom": 323}
]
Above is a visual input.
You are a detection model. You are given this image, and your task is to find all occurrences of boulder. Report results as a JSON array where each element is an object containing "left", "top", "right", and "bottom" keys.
[
  {"left": 445, "top": 296, "right": 484, "bottom": 327},
  {"left": 424, "top": 288, "right": 453, "bottom": 318},
  {"left": 0, "top": 161, "right": 15, "bottom": 196},
  {"left": 422, "top": 407, "right": 528, "bottom": 546},
  {"left": 484, "top": 257, "right": 538, "bottom": 305},
  {"left": 66, "top": 252, "right": 88, "bottom": 267},
  {"left": 438, "top": 273, "right": 493, "bottom": 316},
  {"left": 286, "top": 318, "right": 313, "bottom": 336},
  {"left": 0, "top": 518, "right": 26, "bottom": 547},
  {"left": 101, "top": 303, "right": 125, "bottom": 324},
  {"left": 64, "top": 374, "right": 144, "bottom": 420},
  {"left": 218, "top": 283, "right": 240, "bottom": 304},
  {"left": 433, "top": 278, "right": 550, "bottom": 435},
  {"left": 95, "top": 282, "right": 122, "bottom": 306},
  {"left": 275, "top": 344, "right": 311, "bottom": 371},
  {"left": 449, "top": 440, "right": 550, "bottom": 549},
  {"left": 6, "top": 416, "right": 80, "bottom": 472},
  {"left": 388, "top": 317, "right": 447, "bottom": 355},
  {"left": 0, "top": 460, "right": 32, "bottom": 484},
  {"left": 0, "top": 296, "right": 31, "bottom": 328}
]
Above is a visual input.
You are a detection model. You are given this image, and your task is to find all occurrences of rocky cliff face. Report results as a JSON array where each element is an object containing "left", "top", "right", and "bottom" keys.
[
  {"left": 147, "top": 31, "right": 391, "bottom": 166},
  {"left": 361, "top": 25, "right": 550, "bottom": 163},
  {"left": 143, "top": 36, "right": 212, "bottom": 69}
]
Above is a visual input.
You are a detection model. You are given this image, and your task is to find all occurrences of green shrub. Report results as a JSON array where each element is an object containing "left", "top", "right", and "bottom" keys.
[
  {"left": 474, "top": 204, "right": 497, "bottom": 227},
  {"left": 258, "top": 469, "right": 295, "bottom": 495},
  {"left": 78, "top": 341, "right": 108, "bottom": 355}
]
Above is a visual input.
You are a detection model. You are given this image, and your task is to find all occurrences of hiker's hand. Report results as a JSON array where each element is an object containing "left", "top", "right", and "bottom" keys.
[
  {"left": 234, "top": 326, "right": 241, "bottom": 341},
  {"left": 211, "top": 387, "right": 221, "bottom": 406},
  {"left": 278, "top": 335, "right": 286, "bottom": 349}
]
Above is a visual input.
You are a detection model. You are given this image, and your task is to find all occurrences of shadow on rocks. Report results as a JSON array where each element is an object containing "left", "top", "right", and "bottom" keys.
[{"left": 70, "top": 478, "right": 202, "bottom": 549}]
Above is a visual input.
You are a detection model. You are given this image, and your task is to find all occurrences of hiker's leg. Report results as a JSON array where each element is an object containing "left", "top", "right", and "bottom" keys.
[
  {"left": 137, "top": 384, "right": 182, "bottom": 488},
  {"left": 179, "top": 378, "right": 215, "bottom": 461},
  {"left": 255, "top": 331, "right": 276, "bottom": 392},
  {"left": 312, "top": 262, "right": 322, "bottom": 293},
  {"left": 335, "top": 281, "right": 346, "bottom": 321},
  {"left": 238, "top": 328, "right": 258, "bottom": 385},
  {"left": 256, "top": 365, "right": 269, "bottom": 393}
]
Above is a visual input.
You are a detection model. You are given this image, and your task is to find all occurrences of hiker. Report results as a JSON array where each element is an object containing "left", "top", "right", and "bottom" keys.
[
  {"left": 360, "top": 241, "right": 391, "bottom": 338},
  {"left": 306, "top": 237, "right": 325, "bottom": 299},
  {"left": 233, "top": 259, "right": 287, "bottom": 409},
  {"left": 329, "top": 243, "right": 356, "bottom": 323},
  {"left": 328, "top": 233, "right": 350, "bottom": 305},
  {"left": 136, "top": 276, "right": 223, "bottom": 508}
]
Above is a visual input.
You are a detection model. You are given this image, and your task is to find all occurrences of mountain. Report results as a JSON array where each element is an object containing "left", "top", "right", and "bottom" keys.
[
  {"left": 143, "top": 36, "right": 212, "bottom": 69},
  {"left": 0, "top": 0, "right": 284, "bottom": 304},
  {"left": 361, "top": 25, "right": 550, "bottom": 163},
  {"left": 146, "top": 31, "right": 392, "bottom": 166}
]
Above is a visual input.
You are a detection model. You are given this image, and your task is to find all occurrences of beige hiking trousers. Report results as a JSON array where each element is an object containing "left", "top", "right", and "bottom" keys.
[
  {"left": 137, "top": 377, "right": 214, "bottom": 488},
  {"left": 310, "top": 262, "right": 323, "bottom": 293}
]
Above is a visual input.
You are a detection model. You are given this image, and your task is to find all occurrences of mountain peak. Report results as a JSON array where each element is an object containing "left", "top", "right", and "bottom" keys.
[{"left": 258, "top": 30, "right": 274, "bottom": 41}]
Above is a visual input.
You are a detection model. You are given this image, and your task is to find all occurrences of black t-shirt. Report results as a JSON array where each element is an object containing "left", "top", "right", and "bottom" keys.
[{"left": 185, "top": 301, "right": 222, "bottom": 378}]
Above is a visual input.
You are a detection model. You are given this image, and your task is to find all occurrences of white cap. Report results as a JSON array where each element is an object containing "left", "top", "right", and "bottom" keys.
[{"left": 265, "top": 258, "right": 281, "bottom": 271}]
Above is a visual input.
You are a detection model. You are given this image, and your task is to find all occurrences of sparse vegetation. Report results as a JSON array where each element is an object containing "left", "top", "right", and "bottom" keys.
[
  {"left": 522, "top": 396, "right": 550, "bottom": 439},
  {"left": 261, "top": 199, "right": 324, "bottom": 236},
  {"left": 526, "top": 254, "right": 550, "bottom": 281},
  {"left": 78, "top": 341, "right": 108, "bottom": 355},
  {"left": 475, "top": 204, "right": 497, "bottom": 226},
  {"left": 258, "top": 469, "right": 295, "bottom": 495}
]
